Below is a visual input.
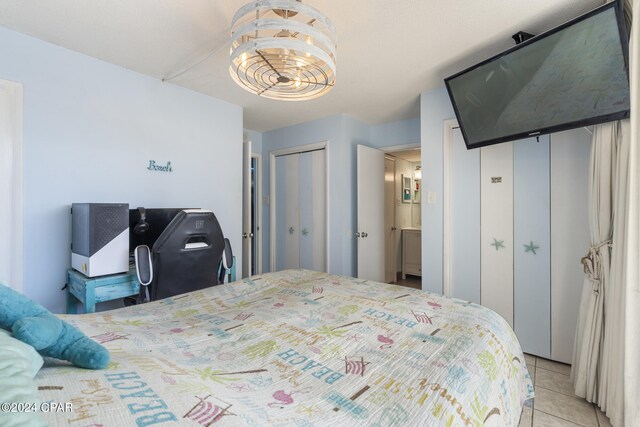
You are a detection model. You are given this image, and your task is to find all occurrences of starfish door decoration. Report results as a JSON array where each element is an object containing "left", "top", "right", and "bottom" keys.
[
  {"left": 490, "top": 238, "right": 505, "bottom": 251},
  {"left": 524, "top": 241, "right": 540, "bottom": 255}
]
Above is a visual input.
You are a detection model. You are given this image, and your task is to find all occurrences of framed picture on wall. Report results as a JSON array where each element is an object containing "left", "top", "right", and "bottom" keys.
[
  {"left": 413, "top": 178, "right": 421, "bottom": 203},
  {"left": 402, "top": 175, "right": 412, "bottom": 203}
]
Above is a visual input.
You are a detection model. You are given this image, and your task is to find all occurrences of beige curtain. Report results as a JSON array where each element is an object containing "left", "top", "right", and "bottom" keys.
[
  {"left": 571, "top": 123, "right": 617, "bottom": 402},
  {"left": 600, "top": 120, "right": 629, "bottom": 427},
  {"left": 572, "top": 2, "right": 637, "bottom": 426},
  {"left": 623, "top": 1, "right": 639, "bottom": 426}
]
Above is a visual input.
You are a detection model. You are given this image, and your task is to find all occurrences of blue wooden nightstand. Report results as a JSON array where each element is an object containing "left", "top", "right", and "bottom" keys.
[
  {"left": 66, "top": 257, "right": 237, "bottom": 314},
  {"left": 67, "top": 266, "right": 139, "bottom": 314}
]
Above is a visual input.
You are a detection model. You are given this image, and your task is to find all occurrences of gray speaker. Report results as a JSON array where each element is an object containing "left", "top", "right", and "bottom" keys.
[{"left": 71, "top": 203, "right": 129, "bottom": 277}]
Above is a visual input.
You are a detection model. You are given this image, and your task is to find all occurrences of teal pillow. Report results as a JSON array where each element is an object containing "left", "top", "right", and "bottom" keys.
[
  {"left": 0, "top": 330, "right": 46, "bottom": 427},
  {"left": 0, "top": 283, "right": 110, "bottom": 369}
]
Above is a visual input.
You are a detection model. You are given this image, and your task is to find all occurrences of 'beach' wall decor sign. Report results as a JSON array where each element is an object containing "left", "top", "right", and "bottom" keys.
[{"left": 147, "top": 160, "right": 172, "bottom": 172}]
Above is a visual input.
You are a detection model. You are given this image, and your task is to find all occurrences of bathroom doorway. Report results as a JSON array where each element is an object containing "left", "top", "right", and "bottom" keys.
[{"left": 384, "top": 147, "right": 422, "bottom": 289}]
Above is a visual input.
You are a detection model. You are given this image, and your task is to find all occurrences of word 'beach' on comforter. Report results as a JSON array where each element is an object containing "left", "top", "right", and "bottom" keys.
[{"left": 36, "top": 270, "right": 534, "bottom": 426}]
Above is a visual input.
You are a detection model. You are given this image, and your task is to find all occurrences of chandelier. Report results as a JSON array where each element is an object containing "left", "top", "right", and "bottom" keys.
[{"left": 229, "top": 0, "right": 337, "bottom": 101}]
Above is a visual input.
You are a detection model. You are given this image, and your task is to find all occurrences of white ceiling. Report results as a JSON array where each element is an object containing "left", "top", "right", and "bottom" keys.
[
  {"left": 0, "top": 0, "right": 602, "bottom": 132},
  {"left": 388, "top": 149, "right": 421, "bottom": 163}
]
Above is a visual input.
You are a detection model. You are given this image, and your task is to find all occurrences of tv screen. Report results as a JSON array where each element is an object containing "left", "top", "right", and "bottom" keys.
[
  {"left": 129, "top": 208, "right": 193, "bottom": 253},
  {"left": 445, "top": 1, "right": 630, "bottom": 149}
]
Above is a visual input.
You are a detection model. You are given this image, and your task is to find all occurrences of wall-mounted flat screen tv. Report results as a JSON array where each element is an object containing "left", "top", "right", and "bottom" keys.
[{"left": 445, "top": 0, "right": 630, "bottom": 149}]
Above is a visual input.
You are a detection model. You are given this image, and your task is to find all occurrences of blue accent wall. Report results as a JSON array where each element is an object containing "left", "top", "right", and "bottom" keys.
[{"left": 0, "top": 26, "right": 243, "bottom": 313}]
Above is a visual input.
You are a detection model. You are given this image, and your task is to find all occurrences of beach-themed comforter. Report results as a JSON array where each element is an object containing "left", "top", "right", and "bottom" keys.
[{"left": 36, "top": 270, "right": 534, "bottom": 426}]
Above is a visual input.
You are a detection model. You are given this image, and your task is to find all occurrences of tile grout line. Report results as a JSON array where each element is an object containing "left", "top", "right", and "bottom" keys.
[
  {"left": 529, "top": 356, "right": 598, "bottom": 427},
  {"left": 536, "top": 365, "right": 570, "bottom": 376},
  {"left": 533, "top": 408, "right": 592, "bottom": 427},
  {"left": 531, "top": 356, "right": 536, "bottom": 427},
  {"left": 536, "top": 365, "right": 571, "bottom": 377},
  {"left": 534, "top": 383, "right": 586, "bottom": 399},
  {"left": 533, "top": 385, "right": 600, "bottom": 424},
  {"left": 532, "top": 363, "right": 598, "bottom": 427}
]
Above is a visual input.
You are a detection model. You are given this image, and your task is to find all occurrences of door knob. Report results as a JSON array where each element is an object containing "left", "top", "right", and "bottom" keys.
[
  {"left": 362, "top": 232, "right": 368, "bottom": 238},
  {"left": 242, "top": 233, "right": 248, "bottom": 238},
  {"left": 391, "top": 226, "right": 397, "bottom": 231},
  {"left": 249, "top": 232, "right": 254, "bottom": 238},
  {"left": 355, "top": 232, "right": 361, "bottom": 238}
]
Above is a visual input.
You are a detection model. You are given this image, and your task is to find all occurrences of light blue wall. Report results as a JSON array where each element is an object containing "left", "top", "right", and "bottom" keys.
[
  {"left": 450, "top": 127, "right": 480, "bottom": 303},
  {"left": 369, "top": 118, "right": 420, "bottom": 148},
  {"left": 244, "top": 129, "right": 263, "bottom": 154},
  {"left": 261, "top": 114, "right": 417, "bottom": 277},
  {"left": 344, "top": 117, "right": 370, "bottom": 275},
  {"left": 0, "top": 26, "right": 243, "bottom": 313},
  {"left": 420, "top": 88, "right": 457, "bottom": 293}
]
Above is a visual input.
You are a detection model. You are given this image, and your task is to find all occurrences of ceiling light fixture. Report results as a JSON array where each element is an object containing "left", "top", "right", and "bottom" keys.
[{"left": 230, "top": 0, "right": 337, "bottom": 101}]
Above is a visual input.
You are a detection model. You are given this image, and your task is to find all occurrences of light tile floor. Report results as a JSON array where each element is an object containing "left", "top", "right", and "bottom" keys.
[{"left": 520, "top": 354, "right": 613, "bottom": 427}]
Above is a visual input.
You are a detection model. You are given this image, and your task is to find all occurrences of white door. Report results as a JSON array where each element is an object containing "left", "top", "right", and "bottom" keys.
[
  {"left": 299, "top": 150, "right": 327, "bottom": 272},
  {"left": 275, "top": 154, "right": 301, "bottom": 270},
  {"left": 357, "top": 145, "right": 385, "bottom": 282},
  {"left": 480, "top": 142, "right": 515, "bottom": 327},
  {"left": 242, "top": 140, "right": 252, "bottom": 278},
  {"left": 0, "top": 80, "right": 23, "bottom": 293},
  {"left": 384, "top": 157, "right": 396, "bottom": 283},
  {"left": 273, "top": 149, "right": 327, "bottom": 272},
  {"left": 550, "top": 128, "right": 591, "bottom": 363}
]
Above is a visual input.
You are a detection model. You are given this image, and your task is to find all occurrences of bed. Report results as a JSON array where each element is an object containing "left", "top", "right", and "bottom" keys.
[{"left": 36, "top": 270, "right": 534, "bottom": 426}]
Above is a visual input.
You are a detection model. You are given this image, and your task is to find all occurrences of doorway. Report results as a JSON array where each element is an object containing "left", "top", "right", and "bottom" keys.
[
  {"left": 269, "top": 142, "right": 328, "bottom": 272},
  {"left": 242, "top": 142, "right": 263, "bottom": 278},
  {"left": 355, "top": 144, "right": 422, "bottom": 289},
  {"left": 250, "top": 155, "right": 261, "bottom": 275},
  {"left": 384, "top": 148, "right": 422, "bottom": 289}
]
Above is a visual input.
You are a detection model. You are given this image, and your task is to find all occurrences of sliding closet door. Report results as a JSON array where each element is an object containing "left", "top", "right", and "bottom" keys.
[
  {"left": 299, "top": 150, "right": 326, "bottom": 271},
  {"left": 480, "top": 142, "right": 514, "bottom": 326},
  {"left": 275, "top": 154, "right": 300, "bottom": 271},
  {"left": 550, "top": 128, "right": 591, "bottom": 363},
  {"left": 274, "top": 149, "right": 327, "bottom": 273},
  {"left": 514, "top": 136, "right": 551, "bottom": 358},
  {"left": 450, "top": 128, "right": 481, "bottom": 303}
]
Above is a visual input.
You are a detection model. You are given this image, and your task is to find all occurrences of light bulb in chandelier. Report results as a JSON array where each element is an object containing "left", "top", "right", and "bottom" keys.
[
  {"left": 293, "top": 70, "right": 302, "bottom": 88},
  {"left": 304, "top": 35, "right": 313, "bottom": 58},
  {"left": 230, "top": 0, "right": 337, "bottom": 101}
]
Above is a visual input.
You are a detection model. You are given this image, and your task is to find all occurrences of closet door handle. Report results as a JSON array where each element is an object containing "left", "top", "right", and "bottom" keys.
[{"left": 362, "top": 232, "right": 368, "bottom": 238}]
